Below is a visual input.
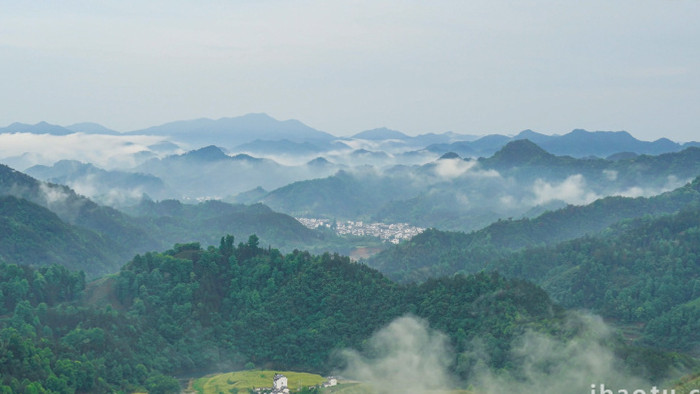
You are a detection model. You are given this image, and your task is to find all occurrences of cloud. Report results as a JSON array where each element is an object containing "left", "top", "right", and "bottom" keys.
[
  {"left": 471, "top": 314, "right": 650, "bottom": 394},
  {"left": 532, "top": 174, "right": 601, "bottom": 206},
  {"left": 338, "top": 316, "right": 455, "bottom": 393},
  {"left": 433, "top": 159, "right": 500, "bottom": 180},
  {"left": 38, "top": 182, "right": 71, "bottom": 206},
  {"left": 338, "top": 314, "right": 655, "bottom": 394},
  {"left": 613, "top": 175, "right": 690, "bottom": 199},
  {"left": 603, "top": 169, "right": 618, "bottom": 181},
  {"left": 0, "top": 133, "right": 166, "bottom": 170}
]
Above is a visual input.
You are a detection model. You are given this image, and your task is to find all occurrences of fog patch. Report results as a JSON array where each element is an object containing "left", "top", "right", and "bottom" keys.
[
  {"left": 66, "top": 174, "right": 99, "bottom": 198},
  {"left": 603, "top": 169, "right": 618, "bottom": 181},
  {"left": 455, "top": 193, "right": 470, "bottom": 207},
  {"left": 499, "top": 194, "right": 517, "bottom": 209},
  {"left": 613, "top": 176, "right": 690, "bottom": 199},
  {"left": 532, "top": 174, "right": 600, "bottom": 206},
  {"left": 338, "top": 314, "right": 653, "bottom": 394},
  {"left": 433, "top": 159, "right": 500, "bottom": 180},
  {"left": 615, "top": 186, "right": 646, "bottom": 198},
  {"left": 471, "top": 314, "right": 649, "bottom": 394},
  {"left": 67, "top": 176, "right": 148, "bottom": 207},
  {"left": 39, "top": 182, "right": 71, "bottom": 206},
  {"left": 664, "top": 175, "right": 687, "bottom": 191},
  {"left": 339, "top": 316, "right": 455, "bottom": 393},
  {"left": 0, "top": 133, "right": 164, "bottom": 170}
]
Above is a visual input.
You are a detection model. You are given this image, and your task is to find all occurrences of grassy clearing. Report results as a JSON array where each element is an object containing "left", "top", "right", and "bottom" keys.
[
  {"left": 193, "top": 370, "right": 326, "bottom": 393},
  {"left": 192, "top": 370, "right": 477, "bottom": 393},
  {"left": 319, "top": 385, "right": 473, "bottom": 394}
]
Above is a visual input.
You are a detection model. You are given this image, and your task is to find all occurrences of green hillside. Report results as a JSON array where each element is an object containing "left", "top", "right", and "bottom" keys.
[
  {"left": 495, "top": 207, "right": 700, "bottom": 353},
  {"left": 0, "top": 196, "right": 125, "bottom": 276},
  {"left": 0, "top": 237, "right": 569, "bottom": 392},
  {"left": 0, "top": 164, "right": 362, "bottom": 276},
  {"left": 125, "top": 199, "right": 327, "bottom": 252},
  {"left": 0, "top": 163, "right": 159, "bottom": 262},
  {"left": 370, "top": 191, "right": 700, "bottom": 355},
  {"left": 369, "top": 175, "right": 700, "bottom": 283}
]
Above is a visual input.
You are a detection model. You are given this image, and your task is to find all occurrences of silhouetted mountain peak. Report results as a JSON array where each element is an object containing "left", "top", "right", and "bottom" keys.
[
  {"left": 352, "top": 127, "right": 409, "bottom": 140},
  {"left": 491, "top": 139, "right": 553, "bottom": 165},
  {"left": 307, "top": 157, "right": 332, "bottom": 166},
  {"left": 568, "top": 129, "right": 634, "bottom": 141},
  {"left": 129, "top": 113, "right": 335, "bottom": 145},
  {"left": 515, "top": 129, "right": 540, "bottom": 138},
  {"left": 65, "top": 122, "right": 119, "bottom": 135},
  {"left": 439, "top": 152, "right": 461, "bottom": 160},
  {"left": 182, "top": 145, "right": 229, "bottom": 161},
  {"left": 1, "top": 121, "right": 74, "bottom": 136},
  {"left": 230, "top": 153, "right": 263, "bottom": 163},
  {"left": 513, "top": 129, "right": 555, "bottom": 144}
]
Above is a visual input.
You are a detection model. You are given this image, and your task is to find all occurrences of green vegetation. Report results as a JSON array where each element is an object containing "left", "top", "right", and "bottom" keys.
[
  {"left": 370, "top": 175, "right": 700, "bottom": 283},
  {"left": 672, "top": 371, "right": 700, "bottom": 392},
  {"left": 0, "top": 164, "right": 382, "bottom": 277},
  {"left": 0, "top": 235, "right": 566, "bottom": 392},
  {"left": 0, "top": 196, "right": 122, "bottom": 276},
  {"left": 370, "top": 192, "right": 700, "bottom": 357}
]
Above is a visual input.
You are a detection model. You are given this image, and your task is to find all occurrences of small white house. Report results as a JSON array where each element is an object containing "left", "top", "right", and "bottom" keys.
[
  {"left": 272, "top": 374, "right": 289, "bottom": 394},
  {"left": 322, "top": 377, "right": 338, "bottom": 387}
]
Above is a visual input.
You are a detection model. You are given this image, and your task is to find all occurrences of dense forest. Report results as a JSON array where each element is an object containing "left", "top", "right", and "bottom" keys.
[
  {"left": 1, "top": 235, "right": 692, "bottom": 392},
  {"left": 0, "top": 236, "right": 585, "bottom": 392},
  {"left": 2, "top": 140, "right": 700, "bottom": 392},
  {"left": 0, "top": 196, "right": 121, "bottom": 276},
  {"left": 369, "top": 190, "right": 700, "bottom": 355}
]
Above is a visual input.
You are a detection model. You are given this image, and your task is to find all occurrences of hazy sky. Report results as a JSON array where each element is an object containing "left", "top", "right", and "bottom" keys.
[{"left": 1, "top": 0, "right": 698, "bottom": 141}]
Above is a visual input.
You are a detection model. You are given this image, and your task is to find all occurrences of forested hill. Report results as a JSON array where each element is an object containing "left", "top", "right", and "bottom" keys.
[
  {"left": 0, "top": 164, "right": 351, "bottom": 276},
  {"left": 0, "top": 196, "right": 124, "bottom": 276},
  {"left": 0, "top": 163, "right": 158, "bottom": 259},
  {"left": 0, "top": 236, "right": 569, "bottom": 392},
  {"left": 491, "top": 205, "right": 700, "bottom": 354},
  {"left": 370, "top": 200, "right": 700, "bottom": 355},
  {"left": 369, "top": 175, "right": 700, "bottom": 282},
  {"left": 123, "top": 199, "right": 325, "bottom": 252}
]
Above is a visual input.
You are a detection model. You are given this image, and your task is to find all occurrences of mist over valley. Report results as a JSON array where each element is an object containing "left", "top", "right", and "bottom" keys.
[
  {"left": 3, "top": 1, "right": 700, "bottom": 390},
  {"left": 1, "top": 113, "right": 700, "bottom": 392}
]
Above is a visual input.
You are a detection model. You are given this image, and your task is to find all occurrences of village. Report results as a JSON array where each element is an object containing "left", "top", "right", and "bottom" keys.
[{"left": 295, "top": 217, "right": 425, "bottom": 244}]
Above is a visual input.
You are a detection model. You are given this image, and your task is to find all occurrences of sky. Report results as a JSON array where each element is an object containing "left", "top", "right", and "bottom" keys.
[{"left": 1, "top": 0, "right": 699, "bottom": 141}]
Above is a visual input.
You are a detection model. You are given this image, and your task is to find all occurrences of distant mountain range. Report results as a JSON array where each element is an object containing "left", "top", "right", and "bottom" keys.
[
  {"left": 3, "top": 114, "right": 698, "bottom": 159},
  {"left": 427, "top": 129, "right": 700, "bottom": 158},
  {"left": 126, "top": 113, "right": 337, "bottom": 147},
  {"left": 249, "top": 141, "right": 700, "bottom": 231}
]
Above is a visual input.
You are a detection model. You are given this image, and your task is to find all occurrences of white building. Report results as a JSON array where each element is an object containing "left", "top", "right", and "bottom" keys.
[
  {"left": 271, "top": 374, "right": 290, "bottom": 394},
  {"left": 322, "top": 377, "right": 338, "bottom": 387}
]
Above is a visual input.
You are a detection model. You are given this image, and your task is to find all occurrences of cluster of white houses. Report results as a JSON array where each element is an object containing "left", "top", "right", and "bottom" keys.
[
  {"left": 296, "top": 217, "right": 424, "bottom": 244},
  {"left": 253, "top": 374, "right": 338, "bottom": 393}
]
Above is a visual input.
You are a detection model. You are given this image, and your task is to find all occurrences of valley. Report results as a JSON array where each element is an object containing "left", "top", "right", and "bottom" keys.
[
  {"left": 4, "top": 1, "right": 700, "bottom": 391},
  {"left": 1, "top": 116, "right": 700, "bottom": 393}
]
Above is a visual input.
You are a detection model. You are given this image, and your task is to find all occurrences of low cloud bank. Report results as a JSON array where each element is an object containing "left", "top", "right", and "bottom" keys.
[
  {"left": 0, "top": 133, "right": 169, "bottom": 170},
  {"left": 339, "top": 314, "right": 653, "bottom": 394},
  {"left": 339, "top": 316, "right": 455, "bottom": 393}
]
